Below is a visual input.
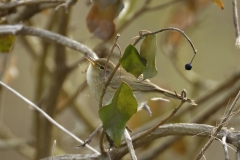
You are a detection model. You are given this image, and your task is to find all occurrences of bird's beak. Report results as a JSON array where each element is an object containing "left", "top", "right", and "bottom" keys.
[{"left": 85, "top": 56, "right": 96, "bottom": 65}]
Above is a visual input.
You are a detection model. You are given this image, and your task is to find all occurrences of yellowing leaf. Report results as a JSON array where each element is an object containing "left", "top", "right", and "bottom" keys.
[
  {"left": 140, "top": 34, "right": 158, "bottom": 80},
  {"left": 119, "top": 44, "right": 147, "bottom": 78},
  {"left": 0, "top": 35, "right": 15, "bottom": 53},
  {"left": 211, "top": 0, "right": 224, "bottom": 9},
  {"left": 98, "top": 82, "right": 137, "bottom": 147}
]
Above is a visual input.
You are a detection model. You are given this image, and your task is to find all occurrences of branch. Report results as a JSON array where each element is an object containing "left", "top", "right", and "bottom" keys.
[
  {"left": 195, "top": 90, "right": 240, "bottom": 160},
  {"left": 0, "top": 24, "right": 97, "bottom": 59},
  {"left": 99, "top": 34, "right": 121, "bottom": 109},
  {"left": 134, "top": 81, "right": 240, "bottom": 159},
  {"left": 232, "top": 0, "right": 240, "bottom": 48},
  {"left": 128, "top": 90, "right": 186, "bottom": 144},
  {"left": 124, "top": 129, "right": 137, "bottom": 160},
  {"left": 135, "top": 69, "right": 240, "bottom": 133},
  {"left": 222, "top": 135, "right": 230, "bottom": 160},
  {"left": 133, "top": 28, "right": 197, "bottom": 56},
  {"left": 0, "top": 81, "right": 100, "bottom": 155},
  {"left": 42, "top": 123, "right": 240, "bottom": 160}
]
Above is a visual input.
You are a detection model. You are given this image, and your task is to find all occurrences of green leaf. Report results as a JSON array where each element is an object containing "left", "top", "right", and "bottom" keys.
[
  {"left": 140, "top": 34, "right": 158, "bottom": 80},
  {"left": 98, "top": 82, "right": 137, "bottom": 147},
  {"left": 0, "top": 35, "right": 15, "bottom": 53},
  {"left": 119, "top": 44, "right": 147, "bottom": 78}
]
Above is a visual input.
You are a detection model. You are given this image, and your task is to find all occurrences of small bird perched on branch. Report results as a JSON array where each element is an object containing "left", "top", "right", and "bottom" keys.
[{"left": 86, "top": 57, "right": 196, "bottom": 112}]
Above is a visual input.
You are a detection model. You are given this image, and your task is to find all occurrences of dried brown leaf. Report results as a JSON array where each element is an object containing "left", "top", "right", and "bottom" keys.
[
  {"left": 86, "top": 0, "right": 123, "bottom": 40},
  {"left": 211, "top": 0, "right": 224, "bottom": 9}
]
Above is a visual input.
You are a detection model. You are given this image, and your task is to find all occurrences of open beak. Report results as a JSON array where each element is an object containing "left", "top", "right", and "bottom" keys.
[{"left": 85, "top": 56, "right": 96, "bottom": 65}]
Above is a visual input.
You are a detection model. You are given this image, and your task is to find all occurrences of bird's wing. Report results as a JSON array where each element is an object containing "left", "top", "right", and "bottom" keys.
[{"left": 109, "top": 71, "right": 159, "bottom": 91}]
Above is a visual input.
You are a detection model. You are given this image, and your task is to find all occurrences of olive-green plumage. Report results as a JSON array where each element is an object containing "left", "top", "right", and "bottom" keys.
[{"left": 86, "top": 57, "right": 196, "bottom": 110}]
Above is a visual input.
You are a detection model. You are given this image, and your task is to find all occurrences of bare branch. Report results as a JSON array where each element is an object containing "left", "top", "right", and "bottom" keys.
[
  {"left": 195, "top": 90, "right": 240, "bottom": 160},
  {"left": 76, "top": 125, "right": 103, "bottom": 149},
  {"left": 129, "top": 90, "right": 186, "bottom": 144},
  {"left": 135, "top": 81, "right": 240, "bottom": 159},
  {"left": 0, "top": 81, "right": 100, "bottom": 155},
  {"left": 222, "top": 136, "right": 230, "bottom": 160},
  {"left": 99, "top": 34, "right": 121, "bottom": 109},
  {"left": 0, "top": 24, "right": 97, "bottom": 59},
  {"left": 232, "top": 0, "right": 240, "bottom": 48},
  {"left": 133, "top": 28, "right": 197, "bottom": 57},
  {"left": 42, "top": 123, "right": 240, "bottom": 160},
  {"left": 51, "top": 140, "right": 57, "bottom": 160},
  {"left": 124, "top": 129, "right": 137, "bottom": 160}
]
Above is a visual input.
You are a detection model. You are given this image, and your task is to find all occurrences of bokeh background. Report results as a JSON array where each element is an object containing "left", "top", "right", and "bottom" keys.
[{"left": 0, "top": 0, "right": 240, "bottom": 159}]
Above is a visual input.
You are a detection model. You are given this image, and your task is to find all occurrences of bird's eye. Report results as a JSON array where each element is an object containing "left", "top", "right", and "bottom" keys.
[{"left": 99, "top": 65, "right": 105, "bottom": 70}]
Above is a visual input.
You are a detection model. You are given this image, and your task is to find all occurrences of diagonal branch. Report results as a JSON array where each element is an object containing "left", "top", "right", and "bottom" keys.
[
  {"left": 195, "top": 90, "right": 240, "bottom": 160},
  {"left": 0, "top": 81, "right": 100, "bottom": 155}
]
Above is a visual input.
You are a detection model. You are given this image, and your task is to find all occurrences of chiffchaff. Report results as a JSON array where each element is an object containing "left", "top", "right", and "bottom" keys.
[{"left": 86, "top": 57, "right": 196, "bottom": 110}]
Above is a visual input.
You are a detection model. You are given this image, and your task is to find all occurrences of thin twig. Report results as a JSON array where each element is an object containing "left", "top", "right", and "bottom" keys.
[
  {"left": 76, "top": 125, "right": 103, "bottom": 149},
  {"left": 99, "top": 130, "right": 106, "bottom": 154},
  {"left": 133, "top": 28, "right": 197, "bottom": 56},
  {"left": 42, "top": 123, "right": 240, "bottom": 160},
  {"left": 99, "top": 62, "right": 120, "bottom": 109},
  {"left": 124, "top": 129, "right": 137, "bottom": 160},
  {"left": 195, "top": 90, "right": 240, "bottom": 160},
  {"left": 232, "top": 0, "right": 240, "bottom": 48},
  {"left": 222, "top": 136, "right": 230, "bottom": 160},
  {"left": 124, "top": 90, "right": 186, "bottom": 145},
  {"left": 51, "top": 140, "right": 56, "bottom": 160},
  {"left": 105, "top": 34, "right": 121, "bottom": 71},
  {"left": 0, "top": 24, "right": 98, "bottom": 59},
  {"left": 99, "top": 34, "right": 121, "bottom": 109},
  {"left": 0, "top": 81, "right": 100, "bottom": 155},
  {"left": 98, "top": 60, "right": 121, "bottom": 152},
  {"left": 134, "top": 80, "right": 240, "bottom": 159}
]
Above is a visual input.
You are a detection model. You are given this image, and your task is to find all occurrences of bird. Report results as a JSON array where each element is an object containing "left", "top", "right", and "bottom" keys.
[{"left": 86, "top": 57, "right": 196, "bottom": 111}]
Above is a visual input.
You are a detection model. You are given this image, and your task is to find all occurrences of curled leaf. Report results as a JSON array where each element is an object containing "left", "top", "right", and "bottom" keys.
[
  {"left": 140, "top": 34, "right": 158, "bottom": 80},
  {"left": 119, "top": 44, "right": 146, "bottom": 78}
]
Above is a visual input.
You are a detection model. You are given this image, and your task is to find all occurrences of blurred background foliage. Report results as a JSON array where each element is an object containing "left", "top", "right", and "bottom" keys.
[{"left": 0, "top": 0, "right": 240, "bottom": 160}]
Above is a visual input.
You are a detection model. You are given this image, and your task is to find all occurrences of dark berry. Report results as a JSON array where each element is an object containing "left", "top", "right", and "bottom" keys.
[{"left": 185, "top": 63, "right": 192, "bottom": 70}]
